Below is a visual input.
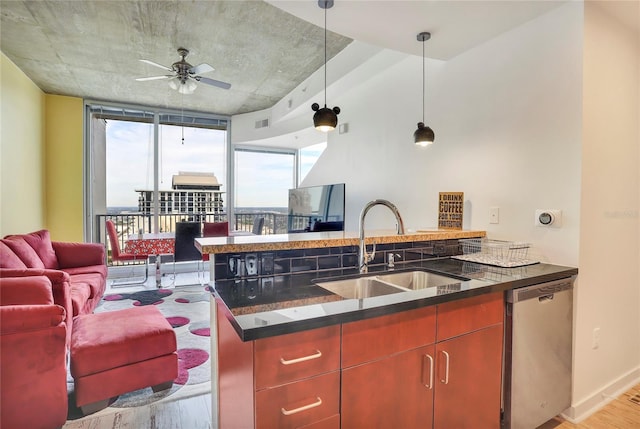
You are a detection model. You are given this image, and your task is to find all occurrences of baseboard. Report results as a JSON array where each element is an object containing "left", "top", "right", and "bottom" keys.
[{"left": 561, "top": 366, "right": 640, "bottom": 423}]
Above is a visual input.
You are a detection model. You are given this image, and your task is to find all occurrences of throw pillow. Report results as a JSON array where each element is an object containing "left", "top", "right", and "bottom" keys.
[
  {"left": 0, "top": 240, "right": 27, "bottom": 269},
  {"left": 21, "top": 230, "right": 59, "bottom": 269},
  {"left": 1, "top": 236, "right": 45, "bottom": 269}
]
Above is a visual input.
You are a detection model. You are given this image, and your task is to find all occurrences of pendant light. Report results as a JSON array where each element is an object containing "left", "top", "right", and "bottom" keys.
[
  {"left": 414, "top": 31, "right": 435, "bottom": 146},
  {"left": 311, "top": 0, "right": 340, "bottom": 132}
]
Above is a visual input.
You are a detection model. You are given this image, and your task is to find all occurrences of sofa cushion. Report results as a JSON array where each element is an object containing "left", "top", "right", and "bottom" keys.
[
  {"left": 67, "top": 273, "right": 105, "bottom": 300},
  {"left": 1, "top": 237, "right": 45, "bottom": 269},
  {"left": 21, "top": 230, "right": 59, "bottom": 269},
  {"left": 62, "top": 265, "right": 108, "bottom": 280},
  {"left": 0, "top": 241, "right": 27, "bottom": 269},
  {"left": 69, "top": 284, "right": 92, "bottom": 317}
]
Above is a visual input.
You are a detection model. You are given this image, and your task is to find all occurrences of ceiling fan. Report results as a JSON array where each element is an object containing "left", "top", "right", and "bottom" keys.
[{"left": 136, "top": 47, "right": 231, "bottom": 94}]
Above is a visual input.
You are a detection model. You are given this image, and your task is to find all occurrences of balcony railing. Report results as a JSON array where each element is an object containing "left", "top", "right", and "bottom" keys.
[{"left": 95, "top": 212, "right": 314, "bottom": 266}]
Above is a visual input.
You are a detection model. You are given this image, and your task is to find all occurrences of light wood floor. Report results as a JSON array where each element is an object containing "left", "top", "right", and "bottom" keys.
[
  {"left": 539, "top": 384, "right": 640, "bottom": 429},
  {"left": 62, "top": 384, "right": 640, "bottom": 429}
]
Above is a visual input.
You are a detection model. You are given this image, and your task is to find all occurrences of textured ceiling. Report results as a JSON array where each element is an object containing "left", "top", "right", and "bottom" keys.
[
  {"left": 0, "top": 0, "right": 352, "bottom": 115},
  {"left": 5, "top": 0, "right": 634, "bottom": 122}
]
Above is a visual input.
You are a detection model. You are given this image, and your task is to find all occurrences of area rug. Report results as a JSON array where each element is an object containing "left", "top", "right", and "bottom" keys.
[{"left": 67, "top": 285, "right": 212, "bottom": 418}]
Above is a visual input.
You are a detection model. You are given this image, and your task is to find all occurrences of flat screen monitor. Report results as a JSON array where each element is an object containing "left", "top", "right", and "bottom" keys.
[{"left": 288, "top": 183, "right": 345, "bottom": 233}]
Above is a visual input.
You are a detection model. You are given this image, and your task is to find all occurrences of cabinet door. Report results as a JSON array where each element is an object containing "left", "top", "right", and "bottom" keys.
[
  {"left": 255, "top": 371, "right": 340, "bottom": 429},
  {"left": 342, "top": 345, "right": 436, "bottom": 429},
  {"left": 255, "top": 325, "right": 340, "bottom": 390},
  {"left": 434, "top": 324, "right": 503, "bottom": 429}
]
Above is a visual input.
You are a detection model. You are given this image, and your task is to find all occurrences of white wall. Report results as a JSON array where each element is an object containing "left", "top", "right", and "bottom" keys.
[
  {"left": 304, "top": 2, "right": 583, "bottom": 266},
  {"left": 570, "top": 1, "right": 640, "bottom": 420},
  {"left": 302, "top": 1, "right": 640, "bottom": 421},
  {"left": 233, "top": 1, "right": 639, "bottom": 421}
]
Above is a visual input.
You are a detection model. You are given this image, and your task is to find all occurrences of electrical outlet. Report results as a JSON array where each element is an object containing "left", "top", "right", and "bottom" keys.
[
  {"left": 490, "top": 207, "right": 500, "bottom": 224},
  {"left": 592, "top": 327, "right": 601, "bottom": 349}
]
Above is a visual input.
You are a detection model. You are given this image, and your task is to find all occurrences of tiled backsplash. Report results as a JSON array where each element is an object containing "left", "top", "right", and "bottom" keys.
[{"left": 214, "top": 239, "right": 464, "bottom": 282}]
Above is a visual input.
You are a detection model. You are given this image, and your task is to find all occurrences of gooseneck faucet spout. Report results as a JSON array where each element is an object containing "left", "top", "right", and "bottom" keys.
[{"left": 358, "top": 199, "right": 405, "bottom": 274}]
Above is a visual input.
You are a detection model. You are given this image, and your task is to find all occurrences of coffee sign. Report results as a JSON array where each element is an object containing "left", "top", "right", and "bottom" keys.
[{"left": 438, "top": 192, "right": 464, "bottom": 230}]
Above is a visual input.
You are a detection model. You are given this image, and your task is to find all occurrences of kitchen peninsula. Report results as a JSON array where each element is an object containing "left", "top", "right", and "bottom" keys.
[{"left": 196, "top": 230, "right": 578, "bottom": 429}]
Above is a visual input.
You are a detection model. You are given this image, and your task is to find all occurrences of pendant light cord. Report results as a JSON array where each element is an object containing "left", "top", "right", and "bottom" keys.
[
  {"left": 422, "top": 37, "right": 425, "bottom": 123},
  {"left": 324, "top": 4, "right": 327, "bottom": 106}
]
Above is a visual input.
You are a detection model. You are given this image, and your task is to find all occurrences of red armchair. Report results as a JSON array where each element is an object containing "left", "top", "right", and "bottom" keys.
[{"left": 0, "top": 276, "right": 68, "bottom": 429}]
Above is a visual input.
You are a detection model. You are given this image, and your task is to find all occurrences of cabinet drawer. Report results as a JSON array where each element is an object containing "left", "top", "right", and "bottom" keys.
[
  {"left": 299, "top": 414, "right": 340, "bottom": 429},
  {"left": 436, "top": 292, "right": 504, "bottom": 341},
  {"left": 255, "top": 325, "right": 340, "bottom": 389},
  {"left": 342, "top": 306, "right": 436, "bottom": 368},
  {"left": 255, "top": 371, "right": 340, "bottom": 429}
]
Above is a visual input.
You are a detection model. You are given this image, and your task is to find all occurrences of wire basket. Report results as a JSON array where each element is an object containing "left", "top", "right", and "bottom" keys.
[{"left": 455, "top": 238, "right": 535, "bottom": 267}]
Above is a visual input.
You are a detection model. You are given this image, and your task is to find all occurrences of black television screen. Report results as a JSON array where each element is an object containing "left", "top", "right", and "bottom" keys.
[{"left": 288, "top": 183, "right": 345, "bottom": 233}]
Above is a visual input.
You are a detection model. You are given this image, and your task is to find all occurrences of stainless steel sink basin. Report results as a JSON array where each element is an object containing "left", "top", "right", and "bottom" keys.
[
  {"left": 316, "top": 277, "right": 405, "bottom": 299},
  {"left": 376, "top": 271, "right": 462, "bottom": 290}
]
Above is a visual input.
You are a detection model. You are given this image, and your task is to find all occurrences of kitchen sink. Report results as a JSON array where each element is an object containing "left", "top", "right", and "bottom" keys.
[
  {"left": 316, "top": 270, "right": 465, "bottom": 299},
  {"left": 376, "top": 271, "right": 462, "bottom": 290},
  {"left": 315, "top": 277, "right": 405, "bottom": 299}
]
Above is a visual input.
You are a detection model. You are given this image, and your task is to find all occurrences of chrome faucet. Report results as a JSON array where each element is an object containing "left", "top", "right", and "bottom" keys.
[{"left": 358, "top": 199, "right": 405, "bottom": 274}]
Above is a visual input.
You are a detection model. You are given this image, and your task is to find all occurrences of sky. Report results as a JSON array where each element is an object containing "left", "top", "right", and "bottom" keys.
[{"left": 106, "top": 120, "right": 325, "bottom": 209}]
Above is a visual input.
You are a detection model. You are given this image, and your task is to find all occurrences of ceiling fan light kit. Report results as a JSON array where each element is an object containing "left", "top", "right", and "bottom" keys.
[
  {"left": 414, "top": 31, "right": 435, "bottom": 147},
  {"left": 312, "top": 0, "right": 340, "bottom": 132},
  {"left": 137, "top": 47, "right": 231, "bottom": 93}
]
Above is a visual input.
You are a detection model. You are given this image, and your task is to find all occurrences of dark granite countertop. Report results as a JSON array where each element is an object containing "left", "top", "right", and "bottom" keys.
[{"left": 213, "top": 257, "right": 578, "bottom": 341}]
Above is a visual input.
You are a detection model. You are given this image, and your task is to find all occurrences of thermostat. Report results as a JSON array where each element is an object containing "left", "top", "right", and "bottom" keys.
[{"left": 535, "top": 209, "right": 562, "bottom": 228}]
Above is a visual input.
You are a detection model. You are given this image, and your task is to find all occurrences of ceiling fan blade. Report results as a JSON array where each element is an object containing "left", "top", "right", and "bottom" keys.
[
  {"left": 196, "top": 76, "right": 231, "bottom": 90},
  {"left": 136, "top": 75, "right": 172, "bottom": 81},
  {"left": 190, "top": 63, "right": 214, "bottom": 75},
  {"left": 139, "top": 59, "right": 173, "bottom": 72}
]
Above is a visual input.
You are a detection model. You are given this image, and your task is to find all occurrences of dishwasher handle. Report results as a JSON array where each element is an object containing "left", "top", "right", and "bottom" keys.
[{"left": 507, "top": 277, "right": 575, "bottom": 303}]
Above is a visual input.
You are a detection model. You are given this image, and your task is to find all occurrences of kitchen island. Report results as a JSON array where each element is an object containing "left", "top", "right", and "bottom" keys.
[{"left": 199, "top": 230, "right": 578, "bottom": 429}]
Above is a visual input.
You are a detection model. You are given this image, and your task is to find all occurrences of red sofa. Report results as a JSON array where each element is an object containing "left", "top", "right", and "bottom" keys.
[
  {"left": 0, "top": 229, "right": 107, "bottom": 344},
  {"left": 0, "top": 275, "right": 69, "bottom": 429}
]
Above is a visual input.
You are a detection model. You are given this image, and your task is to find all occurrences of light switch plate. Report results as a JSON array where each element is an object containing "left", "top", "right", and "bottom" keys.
[{"left": 489, "top": 207, "right": 499, "bottom": 224}]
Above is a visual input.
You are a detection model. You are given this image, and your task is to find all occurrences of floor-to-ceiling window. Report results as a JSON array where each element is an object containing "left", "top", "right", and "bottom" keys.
[
  {"left": 233, "top": 147, "right": 295, "bottom": 234},
  {"left": 85, "top": 102, "right": 229, "bottom": 245}
]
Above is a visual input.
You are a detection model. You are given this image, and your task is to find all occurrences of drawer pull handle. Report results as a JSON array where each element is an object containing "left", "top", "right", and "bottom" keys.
[
  {"left": 440, "top": 350, "right": 450, "bottom": 384},
  {"left": 422, "top": 354, "right": 434, "bottom": 389},
  {"left": 281, "top": 397, "right": 323, "bottom": 416},
  {"left": 280, "top": 350, "right": 322, "bottom": 365}
]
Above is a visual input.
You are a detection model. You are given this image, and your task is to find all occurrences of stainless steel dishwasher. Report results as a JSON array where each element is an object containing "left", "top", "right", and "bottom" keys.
[{"left": 503, "top": 276, "right": 576, "bottom": 429}]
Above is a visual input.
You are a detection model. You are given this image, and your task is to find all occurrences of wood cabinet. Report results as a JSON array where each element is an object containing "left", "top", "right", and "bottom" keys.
[
  {"left": 216, "top": 292, "right": 504, "bottom": 429},
  {"left": 341, "top": 292, "right": 503, "bottom": 429},
  {"left": 342, "top": 344, "right": 436, "bottom": 428},
  {"left": 434, "top": 292, "right": 504, "bottom": 429},
  {"left": 255, "top": 371, "right": 340, "bottom": 429},
  {"left": 216, "top": 298, "right": 340, "bottom": 429},
  {"left": 433, "top": 324, "right": 503, "bottom": 428}
]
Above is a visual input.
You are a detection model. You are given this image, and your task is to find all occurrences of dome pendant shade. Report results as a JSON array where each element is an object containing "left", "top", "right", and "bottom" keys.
[
  {"left": 414, "top": 122, "right": 435, "bottom": 146},
  {"left": 311, "top": 0, "right": 340, "bottom": 132},
  {"left": 312, "top": 103, "right": 340, "bottom": 132},
  {"left": 415, "top": 31, "right": 435, "bottom": 147}
]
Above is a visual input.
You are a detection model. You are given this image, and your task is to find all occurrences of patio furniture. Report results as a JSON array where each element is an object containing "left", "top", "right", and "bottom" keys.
[
  {"left": 106, "top": 220, "right": 150, "bottom": 286},
  {"left": 252, "top": 217, "right": 265, "bottom": 235},
  {"left": 172, "top": 221, "right": 201, "bottom": 284},
  {"left": 70, "top": 305, "right": 178, "bottom": 415},
  {"left": 201, "top": 221, "right": 229, "bottom": 283}
]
